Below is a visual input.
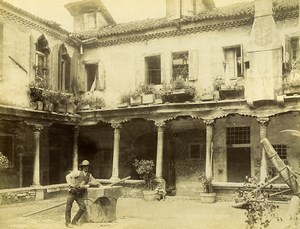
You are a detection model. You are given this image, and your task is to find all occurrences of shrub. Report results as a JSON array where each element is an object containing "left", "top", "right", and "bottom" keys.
[{"left": 133, "top": 159, "right": 156, "bottom": 191}]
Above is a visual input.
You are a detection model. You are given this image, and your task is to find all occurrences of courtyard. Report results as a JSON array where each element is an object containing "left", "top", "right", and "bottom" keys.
[{"left": 0, "top": 196, "right": 290, "bottom": 229}]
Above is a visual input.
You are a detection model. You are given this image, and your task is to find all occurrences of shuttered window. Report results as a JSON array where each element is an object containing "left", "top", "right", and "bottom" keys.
[
  {"left": 172, "top": 50, "right": 198, "bottom": 81},
  {"left": 223, "top": 45, "right": 243, "bottom": 79}
]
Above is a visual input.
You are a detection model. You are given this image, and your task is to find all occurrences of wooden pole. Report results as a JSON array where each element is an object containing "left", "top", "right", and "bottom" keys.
[{"left": 23, "top": 201, "right": 66, "bottom": 217}]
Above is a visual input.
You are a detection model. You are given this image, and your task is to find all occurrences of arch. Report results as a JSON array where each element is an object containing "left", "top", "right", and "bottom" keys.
[{"left": 36, "top": 35, "right": 50, "bottom": 54}]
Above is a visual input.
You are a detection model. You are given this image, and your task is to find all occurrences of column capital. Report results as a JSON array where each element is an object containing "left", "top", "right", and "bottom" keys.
[
  {"left": 32, "top": 124, "right": 44, "bottom": 132},
  {"left": 203, "top": 119, "right": 215, "bottom": 126},
  {"left": 257, "top": 117, "right": 270, "bottom": 125},
  {"left": 155, "top": 121, "right": 166, "bottom": 128},
  {"left": 73, "top": 125, "right": 80, "bottom": 134},
  {"left": 111, "top": 122, "right": 122, "bottom": 129}
]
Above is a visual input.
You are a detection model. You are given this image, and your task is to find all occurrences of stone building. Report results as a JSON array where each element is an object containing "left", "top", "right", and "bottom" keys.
[{"left": 0, "top": 0, "right": 300, "bottom": 197}]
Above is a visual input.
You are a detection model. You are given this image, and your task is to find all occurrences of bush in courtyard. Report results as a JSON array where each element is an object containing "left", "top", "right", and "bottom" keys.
[
  {"left": 133, "top": 159, "right": 156, "bottom": 190},
  {"left": 0, "top": 152, "right": 9, "bottom": 170}
]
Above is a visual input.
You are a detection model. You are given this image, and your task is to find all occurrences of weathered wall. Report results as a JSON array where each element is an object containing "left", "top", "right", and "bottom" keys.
[
  {"left": 0, "top": 12, "right": 76, "bottom": 108},
  {"left": 173, "top": 128, "right": 206, "bottom": 196}
]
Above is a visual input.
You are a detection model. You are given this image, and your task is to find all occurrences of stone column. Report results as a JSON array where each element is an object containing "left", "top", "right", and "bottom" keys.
[
  {"left": 110, "top": 122, "right": 122, "bottom": 181},
  {"left": 204, "top": 119, "right": 215, "bottom": 179},
  {"left": 32, "top": 124, "right": 44, "bottom": 187},
  {"left": 73, "top": 126, "right": 79, "bottom": 171},
  {"left": 155, "top": 121, "right": 165, "bottom": 179},
  {"left": 257, "top": 117, "right": 270, "bottom": 183}
]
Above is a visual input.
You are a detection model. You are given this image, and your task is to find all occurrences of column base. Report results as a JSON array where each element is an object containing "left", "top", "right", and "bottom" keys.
[{"left": 110, "top": 177, "right": 121, "bottom": 183}]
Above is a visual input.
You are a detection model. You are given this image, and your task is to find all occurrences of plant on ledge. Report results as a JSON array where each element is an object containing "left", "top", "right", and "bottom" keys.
[
  {"left": 160, "top": 78, "right": 196, "bottom": 103},
  {"left": 78, "top": 91, "right": 105, "bottom": 110}
]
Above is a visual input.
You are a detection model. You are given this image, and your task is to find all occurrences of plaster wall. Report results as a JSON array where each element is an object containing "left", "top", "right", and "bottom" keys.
[
  {"left": 0, "top": 15, "right": 76, "bottom": 108},
  {"left": 82, "top": 24, "right": 252, "bottom": 108}
]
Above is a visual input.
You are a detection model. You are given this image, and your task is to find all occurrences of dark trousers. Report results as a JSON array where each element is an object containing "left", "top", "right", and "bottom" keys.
[{"left": 65, "top": 192, "right": 86, "bottom": 224}]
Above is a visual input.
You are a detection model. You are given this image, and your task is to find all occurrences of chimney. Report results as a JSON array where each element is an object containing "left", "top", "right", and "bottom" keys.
[
  {"left": 245, "top": 0, "right": 282, "bottom": 104},
  {"left": 166, "top": 0, "right": 214, "bottom": 20}
]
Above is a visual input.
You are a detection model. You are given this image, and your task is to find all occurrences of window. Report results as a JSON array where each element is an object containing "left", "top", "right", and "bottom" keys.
[
  {"left": 172, "top": 51, "right": 189, "bottom": 81},
  {"left": 284, "top": 36, "right": 300, "bottom": 70},
  {"left": 223, "top": 45, "right": 243, "bottom": 79},
  {"left": 58, "top": 44, "right": 71, "bottom": 92},
  {"left": 0, "top": 135, "right": 14, "bottom": 167},
  {"left": 226, "top": 126, "right": 250, "bottom": 145},
  {"left": 273, "top": 144, "right": 287, "bottom": 160},
  {"left": 291, "top": 37, "right": 299, "bottom": 61},
  {"left": 35, "top": 35, "right": 50, "bottom": 83},
  {"left": 84, "top": 12, "right": 96, "bottom": 30},
  {"left": 145, "top": 55, "right": 161, "bottom": 85},
  {"left": 85, "top": 64, "right": 98, "bottom": 91},
  {"left": 189, "top": 143, "right": 205, "bottom": 159}
]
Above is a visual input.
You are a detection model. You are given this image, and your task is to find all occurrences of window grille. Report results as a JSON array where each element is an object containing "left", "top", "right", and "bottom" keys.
[
  {"left": 272, "top": 144, "right": 287, "bottom": 160},
  {"left": 226, "top": 126, "right": 250, "bottom": 144}
]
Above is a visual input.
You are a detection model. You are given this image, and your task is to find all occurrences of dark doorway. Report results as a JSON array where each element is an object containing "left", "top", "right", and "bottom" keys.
[{"left": 227, "top": 147, "right": 251, "bottom": 182}]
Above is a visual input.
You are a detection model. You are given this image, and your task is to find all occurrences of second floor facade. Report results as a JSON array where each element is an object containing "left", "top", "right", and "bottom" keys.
[{"left": 1, "top": 0, "right": 300, "bottom": 112}]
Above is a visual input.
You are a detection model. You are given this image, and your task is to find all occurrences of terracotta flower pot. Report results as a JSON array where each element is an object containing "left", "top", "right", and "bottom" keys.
[
  {"left": 200, "top": 192, "right": 216, "bottom": 203},
  {"left": 142, "top": 190, "right": 158, "bottom": 201}
]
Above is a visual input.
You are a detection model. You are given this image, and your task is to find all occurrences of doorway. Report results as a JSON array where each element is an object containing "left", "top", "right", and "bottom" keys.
[{"left": 227, "top": 147, "right": 251, "bottom": 182}]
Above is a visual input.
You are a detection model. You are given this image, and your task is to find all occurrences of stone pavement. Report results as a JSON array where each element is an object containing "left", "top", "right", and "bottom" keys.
[{"left": 0, "top": 196, "right": 291, "bottom": 229}]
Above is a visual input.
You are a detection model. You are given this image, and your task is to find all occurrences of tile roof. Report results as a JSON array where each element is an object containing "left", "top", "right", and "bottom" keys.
[
  {"left": 1, "top": 0, "right": 68, "bottom": 34},
  {"left": 73, "top": 0, "right": 299, "bottom": 40}
]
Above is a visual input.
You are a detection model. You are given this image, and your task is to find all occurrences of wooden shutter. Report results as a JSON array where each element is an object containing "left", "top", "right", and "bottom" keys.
[
  {"left": 240, "top": 44, "right": 244, "bottom": 76},
  {"left": 96, "top": 60, "right": 105, "bottom": 90},
  {"left": 29, "top": 35, "right": 35, "bottom": 81},
  {"left": 71, "top": 51, "right": 79, "bottom": 96},
  {"left": 211, "top": 46, "right": 224, "bottom": 80},
  {"left": 72, "top": 51, "right": 86, "bottom": 92},
  {"left": 188, "top": 50, "right": 199, "bottom": 81},
  {"left": 135, "top": 55, "right": 145, "bottom": 85},
  {"left": 50, "top": 43, "right": 60, "bottom": 90},
  {"left": 284, "top": 35, "right": 292, "bottom": 70},
  {"left": 162, "top": 52, "right": 172, "bottom": 84}
]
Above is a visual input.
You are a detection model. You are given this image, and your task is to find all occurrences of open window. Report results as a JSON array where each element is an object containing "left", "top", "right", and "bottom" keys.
[
  {"left": 285, "top": 36, "right": 300, "bottom": 70},
  {"left": 35, "top": 35, "right": 50, "bottom": 80},
  {"left": 223, "top": 45, "right": 243, "bottom": 80},
  {"left": 85, "top": 64, "right": 98, "bottom": 91},
  {"left": 145, "top": 55, "right": 161, "bottom": 85},
  {"left": 172, "top": 50, "right": 198, "bottom": 81},
  {"left": 172, "top": 51, "right": 189, "bottom": 81},
  {"left": 58, "top": 44, "right": 71, "bottom": 92}
]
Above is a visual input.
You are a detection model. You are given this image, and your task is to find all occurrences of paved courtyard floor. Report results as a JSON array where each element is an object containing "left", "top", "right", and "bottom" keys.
[{"left": 0, "top": 196, "right": 291, "bottom": 229}]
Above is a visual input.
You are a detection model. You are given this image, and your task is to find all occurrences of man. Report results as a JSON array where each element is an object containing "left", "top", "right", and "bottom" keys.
[{"left": 65, "top": 160, "right": 101, "bottom": 228}]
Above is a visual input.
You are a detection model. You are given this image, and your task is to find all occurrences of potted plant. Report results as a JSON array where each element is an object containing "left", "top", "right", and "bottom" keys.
[
  {"left": 199, "top": 172, "right": 216, "bottom": 203},
  {"left": 66, "top": 94, "right": 76, "bottom": 114},
  {"left": 130, "top": 88, "right": 142, "bottom": 106},
  {"left": 133, "top": 159, "right": 158, "bottom": 201},
  {"left": 159, "top": 79, "right": 196, "bottom": 103},
  {"left": 118, "top": 92, "right": 131, "bottom": 108},
  {"left": 201, "top": 88, "right": 215, "bottom": 101},
  {"left": 42, "top": 89, "right": 56, "bottom": 112},
  {"left": 140, "top": 84, "right": 156, "bottom": 105}
]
